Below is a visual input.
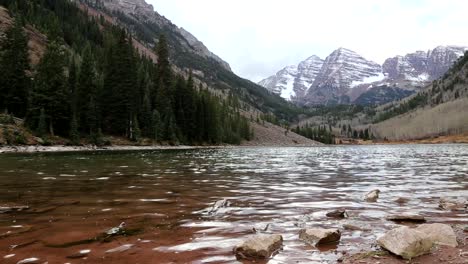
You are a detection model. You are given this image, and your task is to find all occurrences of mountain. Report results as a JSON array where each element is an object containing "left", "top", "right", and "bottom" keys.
[
  {"left": 353, "top": 86, "right": 414, "bottom": 106},
  {"left": 370, "top": 51, "right": 468, "bottom": 140},
  {"left": 260, "top": 46, "right": 467, "bottom": 106},
  {"left": 258, "top": 56, "right": 323, "bottom": 100},
  {"left": 86, "top": 0, "right": 299, "bottom": 121},
  {"left": 382, "top": 46, "right": 467, "bottom": 87},
  {"left": 303, "top": 48, "right": 383, "bottom": 105},
  {"left": 98, "top": 0, "right": 231, "bottom": 71}
]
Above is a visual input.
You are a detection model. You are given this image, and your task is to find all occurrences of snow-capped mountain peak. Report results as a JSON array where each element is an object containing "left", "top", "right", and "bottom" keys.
[
  {"left": 259, "top": 45, "right": 467, "bottom": 105},
  {"left": 258, "top": 56, "right": 324, "bottom": 100}
]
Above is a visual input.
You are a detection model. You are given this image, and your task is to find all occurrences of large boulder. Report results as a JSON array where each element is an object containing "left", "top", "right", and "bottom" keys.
[
  {"left": 377, "top": 226, "right": 433, "bottom": 259},
  {"left": 415, "top": 223, "right": 458, "bottom": 247},
  {"left": 364, "top": 189, "right": 380, "bottom": 202},
  {"left": 234, "top": 234, "right": 283, "bottom": 260},
  {"left": 439, "top": 197, "right": 467, "bottom": 211},
  {"left": 299, "top": 228, "right": 341, "bottom": 246}
]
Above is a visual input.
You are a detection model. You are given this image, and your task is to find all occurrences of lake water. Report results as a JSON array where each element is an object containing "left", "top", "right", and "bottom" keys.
[{"left": 0, "top": 145, "right": 467, "bottom": 263}]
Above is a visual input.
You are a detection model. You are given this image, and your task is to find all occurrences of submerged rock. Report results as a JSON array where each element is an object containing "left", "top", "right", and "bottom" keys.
[
  {"left": 106, "top": 222, "right": 126, "bottom": 235},
  {"left": 326, "top": 209, "right": 347, "bottom": 218},
  {"left": 208, "top": 198, "right": 230, "bottom": 215},
  {"left": 377, "top": 226, "right": 433, "bottom": 259},
  {"left": 439, "top": 197, "right": 467, "bottom": 211},
  {"left": 234, "top": 234, "right": 283, "bottom": 260},
  {"left": 16, "top": 258, "right": 40, "bottom": 264},
  {"left": 415, "top": 223, "right": 458, "bottom": 247},
  {"left": 364, "top": 189, "right": 380, "bottom": 202},
  {"left": 342, "top": 222, "right": 371, "bottom": 231},
  {"left": 67, "top": 249, "right": 91, "bottom": 259},
  {"left": 0, "top": 205, "right": 29, "bottom": 214},
  {"left": 299, "top": 228, "right": 341, "bottom": 246},
  {"left": 394, "top": 197, "right": 410, "bottom": 204},
  {"left": 386, "top": 213, "right": 426, "bottom": 222},
  {"left": 106, "top": 244, "right": 134, "bottom": 253}
]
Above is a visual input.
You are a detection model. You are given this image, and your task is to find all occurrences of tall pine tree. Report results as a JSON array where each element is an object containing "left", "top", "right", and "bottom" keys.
[
  {"left": 0, "top": 15, "right": 30, "bottom": 117},
  {"left": 29, "top": 41, "right": 70, "bottom": 136}
]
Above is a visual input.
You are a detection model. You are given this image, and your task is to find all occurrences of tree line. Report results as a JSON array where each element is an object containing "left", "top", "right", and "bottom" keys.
[
  {"left": 0, "top": 0, "right": 252, "bottom": 145},
  {"left": 292, "top": 123, "right": 335, "bottom": 144}
]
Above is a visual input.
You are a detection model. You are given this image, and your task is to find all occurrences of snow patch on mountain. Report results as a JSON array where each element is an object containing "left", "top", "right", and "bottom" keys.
[{"left": 351, "top": 73, "right": 386, "bottom": 88}]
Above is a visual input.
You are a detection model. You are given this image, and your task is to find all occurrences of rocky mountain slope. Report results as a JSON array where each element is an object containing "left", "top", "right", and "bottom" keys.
[
  {"left": 260, "top": 46, "right": 467, "bottom": 105},
  {"left": 370, "top": 51, "right": 468, "bottom": 140},
  {"left": 72, "top": 0, "right": 302, "bottom": 123},
  {"left": 98, "top": 0, "right": 231, "bottom": 71},
  {"left": 258, "top": 55, "right": 324, "bottom": 100}
]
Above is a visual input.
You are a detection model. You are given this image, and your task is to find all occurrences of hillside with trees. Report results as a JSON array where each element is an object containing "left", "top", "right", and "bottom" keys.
[
  {"left": 369, "top": 52, "right": 468, "bottom": 140},
  {"left": 0, "top": 0, "right": 254, "bottom": 145}
]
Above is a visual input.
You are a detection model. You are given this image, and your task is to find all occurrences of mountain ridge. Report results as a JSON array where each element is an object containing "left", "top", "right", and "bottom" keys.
[{"left": 259, "top": 46, "right": 468, "bottom": 105}]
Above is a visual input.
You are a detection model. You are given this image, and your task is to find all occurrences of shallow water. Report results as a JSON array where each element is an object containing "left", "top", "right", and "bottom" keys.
[{"left": 0, "top": 145, "right": 467, "bottom": 263}]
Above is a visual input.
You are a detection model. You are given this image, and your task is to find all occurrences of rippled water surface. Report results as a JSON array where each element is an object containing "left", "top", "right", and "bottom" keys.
[{"left": 0, "top": 145, "right": 467, "bottom": 263}]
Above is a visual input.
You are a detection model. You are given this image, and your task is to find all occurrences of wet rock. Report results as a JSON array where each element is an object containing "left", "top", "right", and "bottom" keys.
[
  {"left": 415, "top": 223, "right": 458, "bottom": 247},
  {"left": 106, "top": 244, "right": 134, "bottom": 253},
  {"left": 299, "top": 228, "right": 341, "bottom": 246},
  {"left": 377, "top": 226, "right": 433, "bottom": 260},
  {"left": 16, "top": 258, "right": 40, "bottom": 264},
  {"left": 439, "top": 197, "right": 467, "bottom": 211},
  {"left": 386, "top": 213, "right": 426, "bottom": 222},
  {"left": 208, "top": 198, "right": 230, "bottom": 215},
  {"left": 0, "top": 205, "right": 29, "bottom": 214},
  {"left": 343, "top": 222, "right": 371, "bottom": 231},
  {"left": 394, "top": 197, "right": 410, "bottom": 204},
  {"left": 105, "top": 222, "right": 126, "bottom": 235},
  {"left": 67, "top": 249, "right": 91, "bottom": 259},
  {"left": 326, "top": 209, "right": 348, "bottom": 218},
  {"left": 364, "top": 189, "right": 380, "bottom": 202},
  {"left": 234, "top": 234, "right": 283, "bottom": 260}
]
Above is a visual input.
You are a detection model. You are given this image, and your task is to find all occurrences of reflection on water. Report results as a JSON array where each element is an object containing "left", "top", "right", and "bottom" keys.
[{"left": 0, "top": 145, "right": 467, "bottom": 263}]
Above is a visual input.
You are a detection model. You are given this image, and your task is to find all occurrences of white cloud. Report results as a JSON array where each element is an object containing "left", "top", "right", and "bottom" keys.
[{"left": 148, "top": 0, "right": 468, "bottom": 82}]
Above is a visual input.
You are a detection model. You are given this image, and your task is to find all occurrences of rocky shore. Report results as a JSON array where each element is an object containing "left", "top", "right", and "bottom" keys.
[
  {"left": 0, "top": 145, "right": 224, "bottom": 154},
  {"left": 224, "top": 192, "right": 468, "bottom": 263}
]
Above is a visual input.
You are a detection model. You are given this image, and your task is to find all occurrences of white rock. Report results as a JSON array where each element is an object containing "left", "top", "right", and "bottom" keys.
[
  {"left": 299, "top": 228, "right": 341, "bottom": 246},
  {"left": 364, "top": 189, "right": 380, "bottom": 202},
  {"left": 234, "top": 234, "right": 283, "bottom": 259},
  {"left": 377, "top": 226, "right": 433, "bottom": 259},
  {"left": 415, "top": 223, "right": 458, "bottom": 247}
]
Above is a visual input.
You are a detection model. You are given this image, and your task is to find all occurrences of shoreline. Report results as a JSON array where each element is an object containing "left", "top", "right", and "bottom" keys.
[
  {"left": 0, "top": 145, "right": 228, "bottom": 154},
  {"left": 0, "top": 141, "right": 467, "bottom": 154}
]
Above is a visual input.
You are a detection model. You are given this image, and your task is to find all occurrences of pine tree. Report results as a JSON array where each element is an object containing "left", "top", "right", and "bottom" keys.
[
  {"left": 37, "top": 108, "right": 47, "bottom": 137},
  {"left": 151, "top": 109, "right": 161, "bottom": 141},
  {"left": 69, "top": 113, "right": 80, "bottom": 144},
  {"left": 153, "top": 34, "right": 174, "bottom": 137},
  {"left": 29, "top": 41, "right": 70, "bottom": 136},
  {"left": 102, "top": 30, "right": 136, "bottom": 136},
  {"left": 0, "top": 15, "right": 30, "bottom": 117},
  {"left": 76, "top": 44, "right": 97, "bottom": 134}
]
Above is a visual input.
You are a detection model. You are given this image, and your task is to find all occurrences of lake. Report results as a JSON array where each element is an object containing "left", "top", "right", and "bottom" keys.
[{"left": 0, "top": 145, "right": 467, "bottom": 263}]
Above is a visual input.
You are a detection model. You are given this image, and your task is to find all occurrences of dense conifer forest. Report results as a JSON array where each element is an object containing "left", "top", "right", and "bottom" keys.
[{"left": 0, "top": 0, "right": 252, "bottom": 145}]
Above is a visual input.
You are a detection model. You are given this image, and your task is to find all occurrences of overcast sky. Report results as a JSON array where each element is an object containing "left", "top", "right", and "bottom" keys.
[{"left": 148, "top": 0, "right": 468, "bottom": 82}]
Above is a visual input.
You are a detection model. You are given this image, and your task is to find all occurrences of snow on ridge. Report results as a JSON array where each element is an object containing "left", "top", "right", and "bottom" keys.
[
  {"left": 350, "top": 72, "right": 386, "bottom": 88},
  {"left": 405, "top": 73, "right": 430, "bottom": 82}
]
